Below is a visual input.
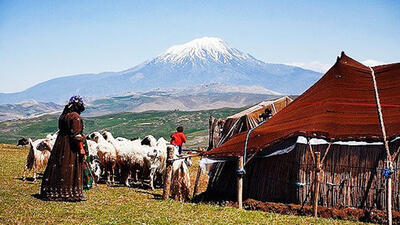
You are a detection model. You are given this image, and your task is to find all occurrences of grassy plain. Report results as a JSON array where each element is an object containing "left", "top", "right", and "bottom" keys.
[{"left": 0, "top": 144, "right": 366, "bottom": 224}]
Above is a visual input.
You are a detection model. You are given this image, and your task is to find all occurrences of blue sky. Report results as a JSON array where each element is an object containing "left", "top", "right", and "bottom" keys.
[{"left": 0, "top": 0, "right": 399, "bottom": 93}]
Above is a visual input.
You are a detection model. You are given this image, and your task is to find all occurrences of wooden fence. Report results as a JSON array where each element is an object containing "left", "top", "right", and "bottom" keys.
[{"left": 205, "top": 141, "right": 400, "bottom": 211}]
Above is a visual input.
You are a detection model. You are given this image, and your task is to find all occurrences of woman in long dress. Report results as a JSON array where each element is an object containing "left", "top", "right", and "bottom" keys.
[{"left": 40, "top": 96, "right": 86, "bottom": 201}]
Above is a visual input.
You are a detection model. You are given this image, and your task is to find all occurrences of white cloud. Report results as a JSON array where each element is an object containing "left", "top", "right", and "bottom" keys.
[
  {"left": 286, "top": 59, "right": 392, "bottom": 73},
  {"left": 285, "top": 61, "right": 331, "bottom": 73}
]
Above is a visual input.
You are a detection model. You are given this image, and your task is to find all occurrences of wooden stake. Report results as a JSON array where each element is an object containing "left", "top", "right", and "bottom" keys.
[
  {"left": 313, "top": 152, "right": 321, "bottom": 217},
  {"left": 387, "top": 160, "right": 392, "bottom": 225},
  {"left": 237, "top": 155, "right": 244, "bottom": 209},
  {"left": 163, "top": 146, "right": 174, "bottom": 200},
  {"left": 193, "top": 157, "right": 202, "bottom": 198}
]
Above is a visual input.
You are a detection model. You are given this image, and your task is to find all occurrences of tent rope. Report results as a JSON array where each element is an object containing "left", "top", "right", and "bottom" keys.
[
  {"left": 272, "top": 103, "right": 277, "bottom": 114},
  {"left": 369, "top": 67, "right": 392, "bottom": 164},
  {"left": 217, "top": 119, "right": 241, "bottom": 147},
  {"left": 243, "top": 120, "right": 267, "bottom": 164}
]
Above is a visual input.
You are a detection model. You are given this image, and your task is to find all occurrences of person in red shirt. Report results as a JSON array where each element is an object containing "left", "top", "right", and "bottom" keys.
[{"left": 170, "top": 126, "right": 187, "bottom": 155}]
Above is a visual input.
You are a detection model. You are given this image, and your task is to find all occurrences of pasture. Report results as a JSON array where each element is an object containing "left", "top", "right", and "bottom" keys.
[
  {"left": 0, "top": 108, "right": 242, "bottom": 145},
  {"left": 0, "top": 144, "right": 364, "bottom": 224}
]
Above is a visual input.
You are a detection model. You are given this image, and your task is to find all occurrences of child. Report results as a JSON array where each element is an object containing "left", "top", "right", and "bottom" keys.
[
  {"left": 170, "top": 126, "right": 187, "bottom": 155},
  {"left": 259, "top": 108, "right": 272, "bottom": 122}
]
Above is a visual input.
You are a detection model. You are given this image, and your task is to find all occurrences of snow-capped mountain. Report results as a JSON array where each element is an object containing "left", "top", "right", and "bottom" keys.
[
  {"left": 120, "top": 37, "right": 321, "bottom": 94},
  {"left": 156, "top": 37, "right": 253, "bottom": 64},
  {"left": 0, "top": 37, "right": 321, "bottom": 104}
]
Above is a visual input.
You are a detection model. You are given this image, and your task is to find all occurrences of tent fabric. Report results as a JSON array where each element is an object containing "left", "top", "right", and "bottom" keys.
[
  {"left": 211, "top": 96, "right": 292, "bottom": 148},
  {"left": 206, "top": 53, "right": 400, "bottom": 157},
  {"left": 227, "top": 96, "right": 293, "bottom": 120}
]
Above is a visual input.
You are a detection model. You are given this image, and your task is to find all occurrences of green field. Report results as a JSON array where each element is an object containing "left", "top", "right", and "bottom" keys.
[
  {"left": 0, "top": 144, "right": 365, "bottom": 224},
  {"left": 0, "top": 108, "right": 242, "bottom": 146}
]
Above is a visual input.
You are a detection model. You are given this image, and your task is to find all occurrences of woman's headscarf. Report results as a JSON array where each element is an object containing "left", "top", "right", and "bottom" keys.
[{"left": 62, "top": 95, "right": 85, "bottom": 115}]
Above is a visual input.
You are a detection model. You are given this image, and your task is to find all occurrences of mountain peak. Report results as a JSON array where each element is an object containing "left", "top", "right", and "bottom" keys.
[
  {"left": 0, "top": 37, "right": 322, "bottom": 105},
  {"left": 157, "top": 37, "right": 251, "bottom": 63}
]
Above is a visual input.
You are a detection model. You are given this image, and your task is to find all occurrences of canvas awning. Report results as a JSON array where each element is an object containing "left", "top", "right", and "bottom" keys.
[
  {"left": 209, "top": 96, "right": 292, "bottom": 149},
  {"left": 206, "top": 53, "right": 400, "bottom": 157},
  {"left": 227, "top": 96, "right": 292, "bottom": 125}
]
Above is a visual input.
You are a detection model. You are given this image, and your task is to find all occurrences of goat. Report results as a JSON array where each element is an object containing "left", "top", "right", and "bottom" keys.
[
  {"left": 22, "top": 138, "right": 51, "bottom": 181},
  {"left": 170, "top": 157, "right": 191, "bottom": 202}
]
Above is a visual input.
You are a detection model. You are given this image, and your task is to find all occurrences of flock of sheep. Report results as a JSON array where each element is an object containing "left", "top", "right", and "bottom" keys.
[{"left": 19, "top": 130, "right": 192, "bottom": 201}]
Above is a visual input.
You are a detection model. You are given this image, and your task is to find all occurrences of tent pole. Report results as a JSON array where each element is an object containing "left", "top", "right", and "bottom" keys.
[
  {"left": 208, "top": 116, "right": 214, "bottom": 149},
  {"left": 237, "top": 155, "right": 244, "bottom": 209},
  {"left": 313, "top": 152, "right": 321, "bottom": 217},
  {"left": 387, "top": 171, "right": 392, "bottom": 225},
  {"left": 193, "top": 157, "right": 202, "bottom": 198},
  {"left": 162, "top": 146, "right": 174, "bottom": 200}
]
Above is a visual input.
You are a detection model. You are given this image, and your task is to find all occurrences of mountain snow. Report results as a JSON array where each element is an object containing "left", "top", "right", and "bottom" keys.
[
  {"left": 157, "top": 37, "right": 252, "bottom": 63},
  {"left": 0, "top": 37, "right": 321, "bottom": 104}
]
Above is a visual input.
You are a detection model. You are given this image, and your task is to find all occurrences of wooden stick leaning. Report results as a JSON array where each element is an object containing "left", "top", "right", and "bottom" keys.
[
  {"left": 193, "top": 156, "right": 203, "bottom": 198},
  {"left": 308, "top": 139, "right": 331, "bottom": 218},
  {"left": 162, "top": 146, "right": 175, "bottom": 200},
  {"left": 320, "top": 142, "right": 332, "bottom": 166},
  {"left": 307, "top": 139, "right": 315, "bottom": 162},
  {"left": 313, "top": 152, "right": 321, "bottom": 217}
]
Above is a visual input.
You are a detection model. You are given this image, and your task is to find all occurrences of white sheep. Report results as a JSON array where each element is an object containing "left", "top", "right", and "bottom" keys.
[
  {"left": 86, "top": 139, "right": 98, "bottom": 157},
  {"left": 145, "top": 137, "right": 170, "bottom": 190},
  {"left": 141, "top": 135, "right": 157, "bottom": 147},
  {"left": 102, "top": 131, "right": 149, "bottom": 187},
  {"left": 86, "top": 132, "right": 117, "bottom": 185},
  {"left": 86, "top": 139, "right": 102, "bottom": 185},
  {"left": 145, "top": 140, "right": 193, "bottom": 191},
  {"left": 116, "top": 137, "right": 130, "bottom": 142},
  {"left": 45, "top": 131, "right": 58, "bottom": 149}
]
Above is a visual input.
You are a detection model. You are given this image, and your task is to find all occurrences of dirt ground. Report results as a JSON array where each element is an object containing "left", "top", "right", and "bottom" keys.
[{"left": 225, "top": 199, "right": 399, "bottom": 224}]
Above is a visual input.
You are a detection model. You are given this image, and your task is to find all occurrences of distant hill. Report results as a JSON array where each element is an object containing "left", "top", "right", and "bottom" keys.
[
  {"left": 0, "top": 108, "right": 243, "bottom": 145},
  {"left": 0, "top": 83, "right": 279, "bottom": 121},
  {"left": 84, "top": 83, "right": 279, "bottom": 116},
  {"left": 0, "top": 37, "right": 321, "bottom": 104},
  {"left": 0, "top": 100, "right": 62, "bottom": 121}
]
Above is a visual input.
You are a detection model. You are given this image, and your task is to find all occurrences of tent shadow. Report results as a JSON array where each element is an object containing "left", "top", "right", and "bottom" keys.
[
  {"left": 31, "top": 193, "right": 45, "bottom": 200},
  {"left": 135, "top": 189, "right": 163, "bottom": 200},
  {"left": 15, "top": 177, "right": 41, "bottom": 182}
]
